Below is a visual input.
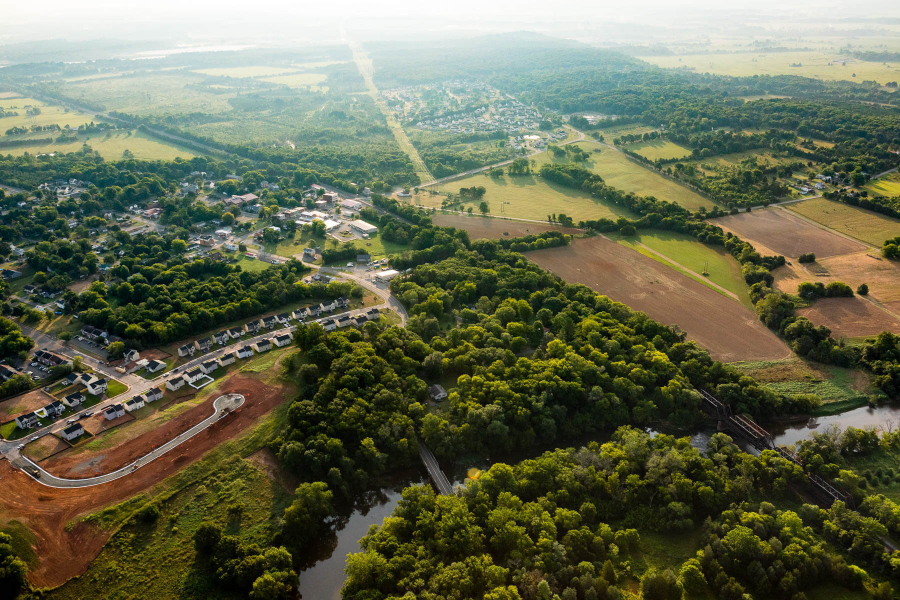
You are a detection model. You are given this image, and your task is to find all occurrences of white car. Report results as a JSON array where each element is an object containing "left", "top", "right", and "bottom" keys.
[{"left": 346, "top": 262, "right": 353, "bottom": 267}]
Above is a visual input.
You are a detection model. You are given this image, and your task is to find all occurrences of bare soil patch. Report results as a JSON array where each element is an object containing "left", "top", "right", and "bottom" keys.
[
  {"left": 247, "top": 447, "right": 300, "bottom": 493},
  {"left": 0, "top": 389, "right": 55, "bottom": 421},
  {"left": 23, "top": 434, "right": 70, "bottom": 462},
  {"left": 774, "top": 251, "right": 900, "bottom": 306},
  {"left": 0, "top": 373, "right": 290, "bottom": 588},
  {"left": 797, "top": 297, "right": 900, "bottom": 339},
  {"left": 528, "top": 237, "right": 790, "bottom": 362},
  {"left": 433, "top": 213, "right": 581, "bottom": 239},
  {"left": 710, "top": 207, "right": 867, "bottom": 258}
]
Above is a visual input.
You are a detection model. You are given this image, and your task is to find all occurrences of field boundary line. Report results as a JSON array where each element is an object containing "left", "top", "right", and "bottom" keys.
[
  {"left": 777, "top": 204, "right": 877, "bottom": 250},
  {"left": 630, "top": 241, "right": 741, "bottom": 302}
]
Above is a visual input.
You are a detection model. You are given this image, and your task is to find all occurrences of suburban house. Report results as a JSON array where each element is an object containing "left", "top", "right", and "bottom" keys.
[
  {"left": 245, "top": 320, "right": 261, "bottom": 334},
  {"left": 308, "top": 305, "right": 321, "bottom": 317},
  {"left": 123, "top": 349, "right": 140, "bottom": 362},
  {"left": 336, "top": 315, "right": 352, "bottom": 328},
  {"left": 166, "top": 375, "right": 187, "bottom": 391},
  {"left": 178, "top": 344, "right": 195, "bottom": 357},
  {"left": 200, "top": 359, "right": 219, "bottom": 375},
  {"left": 83, "top": 376, "right": 107, "bottom": 396},
  {"left": 276, "top": 313, "right": 291, "bottom": 325},
  {"left": 322, "top": 319, "right": 337, "bottom": 332},
  {"left": 237, "top": 345, "right": 254, "bottom": 359},
  {"left": 213, "top": 331, "right": 230, "bottom": 345},
  {"left": 322, "top": 299, "right": 337, "bottom": 312},
  {"left": 146, "top": 359, "right": 166, "bottom": 373},
  {"left": 253, "top": 339, "right": 272, "bottom": 353},
  {"left": 61, "top": 423, "right": 85, "bottom": 441},
  {"left": 44, "top": 401, "right": 66, "bottom": 417},
  {"left": 273, "top": 333, "right": 292, "bottom": 348},
  {"left": 81, "top": 325, "right": 107, "bottom": 339},
  {"left": 291, "top": 308, "right": 308, "bottom": 321},
  {"left": 218, "top": 352, "right": 236, "bottom": 367},
  {"left": 124, "top": 397, "right": 145, "bottom": 412},
  {"left": 145, "top": 387, "right": 163, "bottom": 402},
  {"left": 349, "top": 220, "right": 378, "bottom": 236},
  {"left": 0, "top": 269, "right": 22, "bottom": 280},
  {"left": 15, "top": 412, "right": 39, "bottom": 429},
  {"left": 34, "top": 349, "right": 69, "bottom": 367},
  {"left": 63, "top": 392, "right": 84, "bottom": 407},
  {"left": 228, "top": 327, "right": 244, "bottom": 339},
  {"left": 429, "top": 384, "right": 449, "bottom": 401},
  {"left": 64, "top": 372, "right": 81, "bottom": 386},
  {"left": 352, "top": 313, "right": 368, "bottom": 326},
  {"left": 194, "top": 337, "right": 213, "bottom": 352},
  {"left": 104, "top": 404, "right": 126, "bottom": 420},
  {"left": 262, "top": 315, "right": 278, "bottom": 330},
  {"left": 367, "top": 308, "right": 380, "bottom": 320},
  {"left": 184, "top": 368, "right": 205, "bottom": 384},
  {"left": 0, "top": 364, "right": 24, "bottom": 381}
]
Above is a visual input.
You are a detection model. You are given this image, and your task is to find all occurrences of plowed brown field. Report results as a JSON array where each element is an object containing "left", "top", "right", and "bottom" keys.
[
  {"left": 528, "top": 236, "right": 790, "bottom": 362},
  {"left": 0, "top": 373, "right": 289, "bottom": 588},
  {"left": 797, "top": 297, "right": 900, "bottom": 339},
  {"left": 433, "top": 213, "right": 581, "bottom": 239}
]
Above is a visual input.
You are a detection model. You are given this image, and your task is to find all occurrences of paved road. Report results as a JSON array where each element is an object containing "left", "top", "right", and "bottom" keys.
[
  {"left": 15, "top": 394, "right": 244, "bottom": 488},
  {"left": 417, "top": 438, "right": 452, "bottom": 495}
]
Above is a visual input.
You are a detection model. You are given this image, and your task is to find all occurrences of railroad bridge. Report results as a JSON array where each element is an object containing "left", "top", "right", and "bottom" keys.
[{"left": 699, "top": 389, "right": 854, "bottom": 509}]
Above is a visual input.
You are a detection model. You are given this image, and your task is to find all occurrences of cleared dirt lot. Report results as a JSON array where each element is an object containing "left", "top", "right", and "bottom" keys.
[
  {"left": 797, "top": 297, "right": 900, "bottom": 338},
  {"left": 528, "top": 236, "right": 790, "bottom": 362},
  {"left": 433, "top": 213, "right": 581, "bottom": 239},
  {"left": 775, "top": 251, "right": 900, "bottom": 304},
  {"left": 0, "top": 388, "right": 55, "bottom": 421},
  {"left": 0, "top": 373, "right": 290, "bottom": 588},
  {"left": 710, "top": 207, "right": 868, "bottom": 258}
]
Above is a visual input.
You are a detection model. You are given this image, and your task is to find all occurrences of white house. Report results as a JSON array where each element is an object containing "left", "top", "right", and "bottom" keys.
[
  {"left": 61, "top": 423, "right": 84, "bottom": 441},
  {"left": 253, "top": 339, "right": 272, "bottom": 353},
  {"left": 375, "top": 269, "right": 400, "bottom": 283},
  {"left": 213, "top": 331, "right": 230, "bottom": 345},
  {"left": 104, "top": 404, "right": 126, "bottom": 420},
  {"left": 44, "top": 401, "right": 65, "bottom": 417},
  {"left": 237, "top": 346, "right": 254, "bottom": 359},
  {"left": 146, "top": 359, "right": 166, "bottom": 373},
  {"left": 166, "top": 376, "right": 187, "bottom": 391},
  {"left": 15, "top": 412, "right": 38, "bottom": 429},
  {"left": 184, "top": 368, "right": 205, "bottom": 384},
  {"left": 124, "top": 397, "right": 145, "bottom": 412},
  {"left": 178, "top": 344, "right": 195, "bottom": 357},
  {"left": 194, "top": 337, "right": 213, "bottom": 352},
  {"left": 218, "top": 352, "right": 236, "bottom": 367},
  {"left": 84, "top": 376, "right": 108, "bottom": 396},
  {"left": 262, "top": 315, "right": 278, "bottom": 330},
  {"left": 322, "top": 319, "right": 338, "bottom": 332},
  {"left": 273, "top": 333, "right": 292, "bottom": 348},
  {"left": 63, "top": 392, "right": 84, "bottom": 407},
  {"left": 200, "top": 359, "right": 219, "bottom": 375},
  {"left": 336, "top": 315, "right": 352, "bottom": 328},
  {"left": 245, "top": 320, "right": 261, "bottom": 334},
  {"left": 349, "top": 220, "right": 378, "bottom": 236},
  {"left": 228, "top": 327, "right": 244, "bottom": 339},
  {"left": 123, "top": 349, "right": 140, "bottom": 362},
  {"left": 145, "top": 387, "right": 163, "bottom": 402}
]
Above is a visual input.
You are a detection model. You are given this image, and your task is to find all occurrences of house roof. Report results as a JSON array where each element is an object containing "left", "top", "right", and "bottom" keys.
[
  {"left": 186, "top": 368, "right": 203, "bottom": 378},
  {"left": 275, "top": 334, "right": 291, "bottom": 342},
  {"left": 63, "top": 424, "right": 83, "bottom": 435},
  {"left": 147, "top": 387, "right": 162, "bottom": 396},
  {"left": 239, "top": 345, "right": 253, "bottom": 353},
  {"left": 65, "top": 392, "right": 84, "bottom": 401}
]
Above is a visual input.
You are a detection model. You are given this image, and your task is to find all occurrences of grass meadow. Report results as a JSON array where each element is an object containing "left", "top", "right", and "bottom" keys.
[
  {"left": 626, "top": 139, "right": 692, "bottom": 161},
  {"left": 63, "top": 73, "right": 235, "bottom": 116},
  {"left": 786, "top": 197, "right": 900, "bottom": 246},
  {"left": 3, "top": 129, "right": 196, "bottom": 161},
  {"left": 0, "top": 98, "right": 95, "bottom": 132},
  {"left": 865, "top": 171, "right": 900, "bottom": 197}
]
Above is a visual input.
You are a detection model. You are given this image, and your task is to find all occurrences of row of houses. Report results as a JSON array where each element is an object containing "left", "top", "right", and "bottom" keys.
[
  {"left": 177, "top": 301, "right": 348, "bottom": 357},
  {"left": 319, "top": 308, "right": 380, "bottom": 332},
  {"left": 167, "top": 333, "right": 292, "bottom": 391},
  {"left": 15, "top": 373, "right": 114, "bottom": 429},
  {"left": 34, "top": 348, "right": 70, "bottom": 368},
  {"left": 123, "top": 386, "right": 163, "bottom": 413}
]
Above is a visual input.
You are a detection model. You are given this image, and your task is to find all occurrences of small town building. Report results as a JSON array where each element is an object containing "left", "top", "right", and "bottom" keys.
[
  {"left": 349, "top": 220, "right": 378, "bottom": 236},
  {"left": 166, "top": 376, "right": 187, "bottom": 391},
  {"left": 124, "top": 397, "right": 145, "bottom": 412},
  {"left": 375, "top": 269, "right": 400, "bottom": 283},
  {"left": 429, "top": 384, "right": 449, "bottom": 401}
]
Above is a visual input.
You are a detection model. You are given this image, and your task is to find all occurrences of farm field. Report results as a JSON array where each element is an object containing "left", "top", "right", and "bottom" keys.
[
  {"left": 432, "top": 213, "right": 581, "bottom": 239},
  {"left": 710, "top": 207, "right": 868, "bottom": 258},
  {"left": 684, "top": 148, "right": 803, "bottom": 172},
  {"left": 865, "top": 171, "right": 900, "bottom": 197},
  {"left": 259, "top": 73, "right": 328, "bottom": 90},
  {"left": 592, "top": 123, "right": 659, "bottom": 138},
  {"left": 62, "top": 73, "right": 235, "bottom": 116},
  {"left": 613, "top": 230, "right": 753, "bottom": 309},
  {"left": 193, "top": 66, "right": 297, "bottom": 77},
  {"left": 528, "top": 236, "right": 790, "bottom": 362},
  {"left": 0, "top": 97, "right": 95, "bottom": 133},
  {"left": 2, "top": 129, "right": 196, "bottom": 160},
  {"left": 0, "top": 369, "right": 293, "bottom": 589},
  {"left": 625, "top": 139, "right": 691, "bottom": 161},
  {"left": 577, "top": 143, "right": 718, "bottom": 211},
  {"left": 646, "top": 51, "right": 900, "bottom": 86},
  {"left": 774, "top": 251, "right": 900, "bottom": 308},
  {"left": 797, "top": 297, "right": 900, "bottom": 338},
  {"left": 785, "top": 197, "right": 900, "bottom": 247}
]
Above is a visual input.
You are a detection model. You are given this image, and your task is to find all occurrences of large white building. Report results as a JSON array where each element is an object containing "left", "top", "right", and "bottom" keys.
[{"left": 349, "top": 220, "right": 378, "bottom": 236}]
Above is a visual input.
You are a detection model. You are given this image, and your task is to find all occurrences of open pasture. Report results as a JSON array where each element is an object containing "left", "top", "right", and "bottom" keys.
[
  {"left": 528, "top": 236, "right": 790, "bottom": 362},
  {"left": 593, "top": 123, "right": 658, "bottom": 138},
  {"left": 786, "top": 197, "right": 900, "bottom": 247},
  {"left": 0, "top": 98, "right": 95, "bottom": 133},
  {"left": 577, "top": 143, "right": 717, "bottom": 211},
  {"left": 710, "top": 207, "right": 868, "bottom": 258},
  {"left": 193, "top": 66, "right": 297, "bottom": 78},
  {"left": 626, "top": 139, "right": 691, "bottom": 161},
  {"left": 774, "top": 250, "right": 900, "bottom": 305},
  {"left": 63, "top": 73, "right": 234, "bottom": 116},
  {"left": 3, "top": 129, "right": 195, "bottom": 161},
  {"left": 647, "top": 51, "right": 900, "bottom": 86},
  {"left": 797, "top": 297, "right": 900, "bottom": 339},
  {"left": 865, "top": 172, "right": 900, "bottom": 197},
  {"left": 259, "top": 72, "right": 328, "bottom": 90},
  {"left": 433, "top": 213, "right": 581, "bottom": 238}
]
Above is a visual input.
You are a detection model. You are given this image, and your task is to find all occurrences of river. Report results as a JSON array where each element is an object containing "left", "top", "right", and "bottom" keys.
[{"left": 296, "top": 402, "right": 900, "bottom": 599}]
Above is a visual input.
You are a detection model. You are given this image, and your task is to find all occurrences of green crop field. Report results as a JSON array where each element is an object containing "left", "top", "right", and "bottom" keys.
[
  {"left": 647, "top": 51, "right": 900, "bottom": 86},
  {"left": 593, "top": 123, "right": 658, "bottom": 138},
  {"left": 259, "top": 73, "right": 328, "bottom": 90},
  {"left": 626, "top": 139, "right": 692, "bottom": 161},
  {"left": 62, "top": 73, "right": 235, "bottom": 116},
  {"left": 0, "top": 98, "right": 95, "bottom": 133},
  {"left": 576, "top": 143, "right": 718, "bottom": 211},
  {"left": 2, "top": 129, "right": 196, "bottom": 161},
  {"left": 786, "top": 197, "right": 900, "bottom": 246},
  {"left": 193, "top": 66, "right": 297, "bottom": 78},
  {"left": 865, "top": 172, "right": 900, "bottom": 197},
  {"left": 614, "top": 230, "right": 752, "bottom": 308}
]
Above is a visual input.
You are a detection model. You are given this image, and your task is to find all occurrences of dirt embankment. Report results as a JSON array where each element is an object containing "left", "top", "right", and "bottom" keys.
[{"left": 0, "top": 374, "right": 290, "bottom": 589}]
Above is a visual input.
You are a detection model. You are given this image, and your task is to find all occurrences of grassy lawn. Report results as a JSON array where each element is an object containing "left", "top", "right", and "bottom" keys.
[
  {"left": 576, "top": 143, "right": 718, "bottom": 211},
  {"left": 647, "top": 51, "right": 900, "bottom": 86},
  {"left": 865, "top": 171, "right": 900, "bottom": 197},
  {"left": 235, "top": 255, "right": 272, "bottom": 273},
  {"left": 105, "top": 380, "right": 128, "bottom": 398},
  {"left": 417, "top": 150, "right": 638, "bottom": 223},
  {"left": 626, "top": 139, "right": 691, "bottom": 161},
  {"left": 0, "top": 421, "right": 20, "bottom": 440},
  {"left": 136, "top": 360, "right": 176, "bottom": 380},
  {"left": 786, "top": 197, "right": 900, "bottom": 246},
  {"left": 844, "top": 448, "right": 900, "bottom": 502},
  {"left": 0, "top": 97, "right": 95, "bottom": 133},
  {"left": 1, "top": 129, "right": 196, "bottom": 161},
  {"left": 613, "top": 230, "right": 753, "bottom": 309},
  {"left": 328, "top": 232, "right": 407, "bottom": 262}
]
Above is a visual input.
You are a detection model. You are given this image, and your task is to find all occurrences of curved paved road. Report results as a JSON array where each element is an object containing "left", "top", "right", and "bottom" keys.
[{"left": 15, "top": 394, "right": 244, "bottom": 488}]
